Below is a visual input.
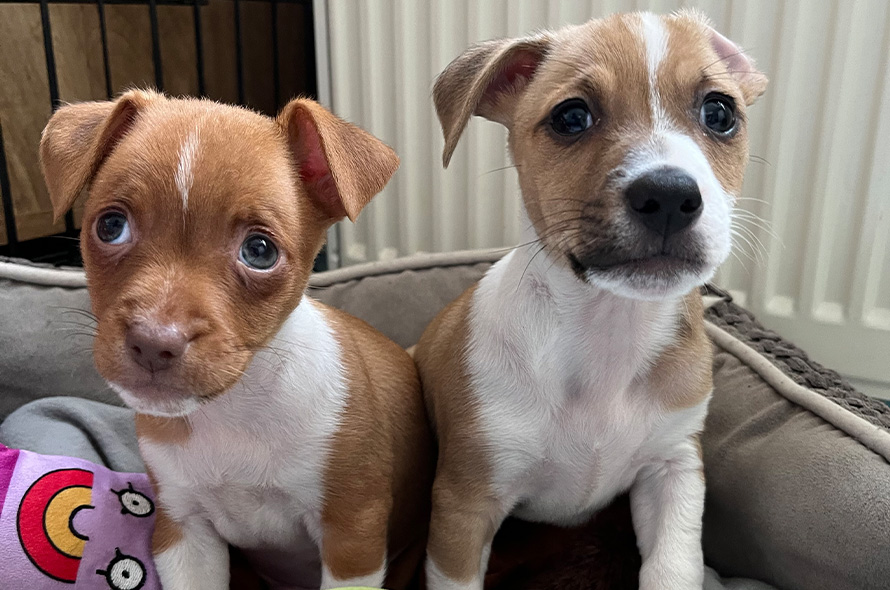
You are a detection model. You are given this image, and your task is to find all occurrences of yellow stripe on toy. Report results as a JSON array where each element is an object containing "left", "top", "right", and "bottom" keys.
[{"left": 44, "top": 484, "right": 92, "bottom": 558}]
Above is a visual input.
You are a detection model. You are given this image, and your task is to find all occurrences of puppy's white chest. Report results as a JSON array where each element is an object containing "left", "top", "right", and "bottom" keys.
[
  {"left": 139, "top": 298, "right": 346, "bottom": 581},
  {"left": 475, "top": 355, "right": 667, "bottom": 524},
  {"left": 469, "top": 253, "right": 706, "bottom": 524},
  {"left": 149, "top": 424, "right": 328, "bottom": 548}
]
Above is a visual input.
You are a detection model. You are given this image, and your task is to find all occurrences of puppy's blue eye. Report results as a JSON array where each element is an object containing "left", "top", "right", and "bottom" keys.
[
  {"left": 550, "top": 99, "right": 594, "bottom": 136},
  {"left": 239, "top": 234, "right": 279, "bottom": 270},
  {"left": 96, "top": 212, "right": 131, "bottom": 244},
  {"left": 701, "top": 94, "right": 736, "bottom": 134}
]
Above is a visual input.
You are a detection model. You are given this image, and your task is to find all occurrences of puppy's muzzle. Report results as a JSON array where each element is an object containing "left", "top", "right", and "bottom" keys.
[{"left": 626, "top": 166, "right": 703, "bottom": 238}]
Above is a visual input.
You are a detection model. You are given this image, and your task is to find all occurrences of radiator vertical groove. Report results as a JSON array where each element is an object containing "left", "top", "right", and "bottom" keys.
[{"left": 323, "top": 0, "right": 890, "bottom": 395}]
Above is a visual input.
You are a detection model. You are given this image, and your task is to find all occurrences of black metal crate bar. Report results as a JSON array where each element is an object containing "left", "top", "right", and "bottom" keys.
[{"left": 0, "top": 0, "right": 316, "bottom": 265}]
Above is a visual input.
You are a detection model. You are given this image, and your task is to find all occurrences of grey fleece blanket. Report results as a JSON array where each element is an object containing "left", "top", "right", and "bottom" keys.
[{"left": 0, "top": 397, "right": 777, "bottom": 590}]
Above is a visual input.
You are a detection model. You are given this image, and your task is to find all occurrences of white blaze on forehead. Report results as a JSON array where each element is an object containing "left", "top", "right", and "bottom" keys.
[
  {"left": 175, "top": 127, "right": 201, "bottom": 212},
  {"left": 638, "top": 12, "right": 669, "bottom": 129}
]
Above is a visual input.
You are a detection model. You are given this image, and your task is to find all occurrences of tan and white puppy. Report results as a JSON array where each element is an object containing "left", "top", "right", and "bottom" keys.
[
  {"left": 416, "top": 10, "right": 766, "bottom": 590},
  {"left": 40, "top": 91, "right": 433, "bottom": 590}
]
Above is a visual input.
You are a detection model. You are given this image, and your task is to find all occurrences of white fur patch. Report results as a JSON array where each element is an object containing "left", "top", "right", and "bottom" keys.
[
  {"left": 139, "top": 297, "right": 349, "bottom": 589},
  {"left": 442, "top": 215, "right": 710, "bottom": 584},
  {"left": 175, "top": 128, "right": 200, "bottom": 212},
  {"left": 153, "top": 518, "right": 229, "bottom": 590},
  {"left": 620, "top": 130, "right": 734, "bottom": 287},
  {"left": 108, "top": 382, "right": 203, "bottom": 418},
  {"left": 426, "top": 556, "right": 485, "bottom": 590},
  {"left": 631, "top": 432, "right": 707, "bottom": 588},
  {"left": 467, "top": 241, "right": 704, "bottom": 522},
  {"left": 639, "top": 13, "right": 669, "bottom": 127},
  {"left": 321, "top": 561, "right": 386, "bottom": 590}
]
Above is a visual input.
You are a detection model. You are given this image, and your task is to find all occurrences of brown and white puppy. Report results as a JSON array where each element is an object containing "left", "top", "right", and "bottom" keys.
[
  {"left": 40, "top": 91, "right": 433, "bottom": 590},
  {"left": 416, "top": 10, "right": 766, "bottom": 590}
]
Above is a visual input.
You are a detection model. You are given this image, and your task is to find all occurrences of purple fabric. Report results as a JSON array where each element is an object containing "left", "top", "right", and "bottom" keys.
[
  {"left": 0, "top": 444, "right": 21, "bottom": 517},
  {"left": 0, "top": 443, "right": 160, "bottom": 589}
]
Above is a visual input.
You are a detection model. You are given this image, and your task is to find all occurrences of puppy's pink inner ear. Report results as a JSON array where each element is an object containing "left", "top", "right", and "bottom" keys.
[
  {"left": 709, "top": 31, "right": 750, "bottom": 74},
  {"left": 708, "top": 30, "right": 767, "bottom": 104},
  {"left": 296, "top": 117, "right": 347, "bottom": 220},
  {"left": 485, "top": 50, "right": 543, "bottom": 100}
]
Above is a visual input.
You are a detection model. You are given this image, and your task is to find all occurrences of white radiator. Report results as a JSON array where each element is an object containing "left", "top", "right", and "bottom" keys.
[{"left": 318, "top": 0, "right": 890, "bottom": 398}]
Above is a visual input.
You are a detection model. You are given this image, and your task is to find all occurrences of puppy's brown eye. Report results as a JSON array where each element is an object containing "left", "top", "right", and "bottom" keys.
[
  {"left": 239, "top": 233, "right": 279, "bottom": 271},
  {"left": 96, "top": 211, "right": 131, "bottom": 244},
  {"left": 550, "top": 99, "right": 593, "bottom": 136},
  {"left": 701, "top": 94, "right": 736, "bottom": 135}
]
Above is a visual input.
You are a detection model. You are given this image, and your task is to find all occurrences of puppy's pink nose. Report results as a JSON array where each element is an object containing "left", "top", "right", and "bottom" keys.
[{"left": 125, "top": 322, "right": 189, "bottom": 372}]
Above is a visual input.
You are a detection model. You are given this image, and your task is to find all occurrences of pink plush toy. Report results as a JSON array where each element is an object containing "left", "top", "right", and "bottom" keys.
[{"left": 0, "top": 443, "right": 160, "bottom": 589}]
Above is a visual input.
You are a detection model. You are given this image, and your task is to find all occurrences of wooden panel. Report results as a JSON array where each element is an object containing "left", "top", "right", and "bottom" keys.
[
  {"left": 0, "top": 4, "right": 59, "bottom": 242},
  {"left": 241, "top": 1, "right": 275, "bottom": 114},
  {"left": 106, "top": 5, "right": 155, "bottom": 93},
  {"left": 0, "top": 0, "right": 315, "bottom": 248},
  {"left": 51, "top": 4, "right": 108, "bottom": 102},
  {"left": 276, "top": 1, "right": 313, "bottom": 106},
  {"left": 158, "top": 6, "right": 198, "bottom": 96},
  {"left": 202, "top": 0, "right": 239, "bottom": 104},
  {"left": 51, "top": 3, "right": 109, "bottom": 227}
]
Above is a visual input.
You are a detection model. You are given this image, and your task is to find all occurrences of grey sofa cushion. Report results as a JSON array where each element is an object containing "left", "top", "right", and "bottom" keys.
[
  {"left": 704, "top": 323, "right": 890, "bottom": 590},
  {"left": 2, "top": 250, "right": 890, "bottom": 590},
  {"left": 0, "top": 260, "right": 120, "bottom": 421}
]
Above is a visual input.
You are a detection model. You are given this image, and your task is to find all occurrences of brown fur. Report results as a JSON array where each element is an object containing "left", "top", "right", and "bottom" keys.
[
  {"left": 134, "top": 413, "right": 191, "bottom": 445},
  {"left": 143, "top": 466, "right": 183, "bottom": 554},
  {"left": 40, "top": 91, "right": 399, "bottom": 406},
  {"left": 40, "top": 91, "right": 429, "bottom": 588},
  {"left": 320, "top": 305, "right": 434, "bottom": 588},
  {"left": 415, "top": 285, "right": 503, "bottom": 583}
]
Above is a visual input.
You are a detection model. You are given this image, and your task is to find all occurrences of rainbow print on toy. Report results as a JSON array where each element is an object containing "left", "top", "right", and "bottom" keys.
[{"left": 0, "top": 443, "right": 160, "bottom": 589}]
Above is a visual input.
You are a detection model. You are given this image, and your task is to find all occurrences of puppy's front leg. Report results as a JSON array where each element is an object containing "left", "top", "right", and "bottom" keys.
[
  {"left": 319, "top": 498, "right": 389, "bottom": 590},
  {"left": 630, "top": 439, "right": 706, "bottom": 590},
  {"left": 425, "top": 468, "right": 508, "bottom": 590},
  {"left": 152, "top": 511, "right": 230, "bottom": 590}
]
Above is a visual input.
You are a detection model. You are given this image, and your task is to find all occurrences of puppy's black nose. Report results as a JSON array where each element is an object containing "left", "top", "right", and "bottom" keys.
[
  {"left": 626, "top": 167, "right": 703, "bottom": 237},
  {"left": 126, "top": 321, "right": 188, "bottom": 373}
]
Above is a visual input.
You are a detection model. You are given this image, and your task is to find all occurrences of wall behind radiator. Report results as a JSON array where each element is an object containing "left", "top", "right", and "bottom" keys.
[{"left": 321, "top": 0, "right": 890, "bottom": 398}]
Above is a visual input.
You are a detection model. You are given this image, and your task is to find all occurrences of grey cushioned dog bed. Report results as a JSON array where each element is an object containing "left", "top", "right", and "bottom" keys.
[{"left": 2, "top": 251, "right": 889, "bottom": 590}]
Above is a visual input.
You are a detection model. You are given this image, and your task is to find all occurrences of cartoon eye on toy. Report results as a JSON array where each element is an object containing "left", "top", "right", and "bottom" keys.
[
  {"left": 96, "top": 548, "right": 146, "bottom": 590},
  {"left": 111, "top": 483, "right": 154, "bottom": 517}
]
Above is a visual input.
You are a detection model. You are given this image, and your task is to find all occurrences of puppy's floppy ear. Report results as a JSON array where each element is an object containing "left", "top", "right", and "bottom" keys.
[
  {"left": 278, "top": 98, "right": 399, "bottom": 223},
  {"left": 675, "top": 9, "right": 768, "bottom": 106},
  {"left": 708, "top": 29, "right": 768, "bottom": 105},
  {"left": 39, "top": 89, "right": 158, "bottom": 222},
  {"left": 433, "top": 34, "right": 551, "bottom": 167}
]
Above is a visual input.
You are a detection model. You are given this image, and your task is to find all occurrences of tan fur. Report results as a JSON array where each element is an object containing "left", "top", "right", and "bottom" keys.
[
  {"left": 645, "top": 292, "right": 713, "bottom": 410},
  {"left": 434, "top": 13, "right": 767, "bottom": 269},
  {"left": 134, "top": 413, "right": 191, "bottom": 445},
  {"left": 658, "top": 13, "right": 756, "bottom": 197},
  {"left": 143, "top": 466, "right": 183, "bottom": 554},
  {"left": 278, "top": 99, "right": 400, "bottom": 221},
  {"left": 415, "top": 285, "right": 500, "bottom": 583},
  {"left": 421, "top": 11, "right": 766, "bottom": 586},
  {"left": 320, "top": 305, "right": 434, "bottom": 588},
  {"left": 40, "top": 90, "right": 157, "bottom": 221}
]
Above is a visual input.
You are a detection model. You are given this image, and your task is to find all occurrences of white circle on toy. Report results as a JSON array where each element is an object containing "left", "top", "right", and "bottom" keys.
[{"left": 112, "top": 483, "right": 155, "bottom": 517}]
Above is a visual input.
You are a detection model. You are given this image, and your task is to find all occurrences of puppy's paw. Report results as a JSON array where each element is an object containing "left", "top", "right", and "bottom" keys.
[{"left": 639, "top": 559, "right": 704, "bottom": 590}]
